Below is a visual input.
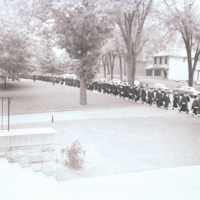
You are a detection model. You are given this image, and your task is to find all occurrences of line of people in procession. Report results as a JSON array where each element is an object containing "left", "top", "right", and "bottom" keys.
[
  {"left": 27, "top": 74, "right": 200, "bottom": 117},
  {"left": 173, "top": 90, "right": 200, "bottom": 116}
]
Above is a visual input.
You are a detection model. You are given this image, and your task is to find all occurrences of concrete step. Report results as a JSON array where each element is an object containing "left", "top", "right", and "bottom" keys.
[
  {"left": 35, "top": 171, "right": 57, "bottom": 183},
  {"left": 0, "top": 158, "right": 71, "bottom": 200},
  {"left": 0, "top": 127, "right": 58, "bottom": 149}
]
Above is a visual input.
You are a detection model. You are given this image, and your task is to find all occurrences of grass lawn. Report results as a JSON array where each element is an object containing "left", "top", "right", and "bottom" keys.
[
  {"left": 0, "top": 79, "right": 133, "bottom": 114},
  {"left": 0, "top": 76, "right": 199, "bottom": 114}
]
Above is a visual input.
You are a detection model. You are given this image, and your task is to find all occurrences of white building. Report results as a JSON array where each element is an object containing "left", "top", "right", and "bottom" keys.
[{"left": 145, "top": 49, "right": 200, "bottom": 83}]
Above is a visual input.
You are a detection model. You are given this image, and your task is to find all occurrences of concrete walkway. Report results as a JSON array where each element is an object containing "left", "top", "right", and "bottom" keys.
[
  {"left": 1, "top": 155, "right": 200, "bottom": 200},
  {"left": 60, "top": 165, "right": 200, "bottom": 200},
  {"left": 8, "top": 105, "right": 181, "bottom": 125}
]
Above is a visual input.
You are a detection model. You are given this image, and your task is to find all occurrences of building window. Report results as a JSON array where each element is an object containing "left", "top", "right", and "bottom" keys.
[
  {"left": 154, "top": 57, "right": 157, "bottom": 64},
  {"left": 154, "top": 69, "right": 161, "bottom": 76},
  {"left": 165, "top": 56, "right": 167, "bottom": 64},
  {"left": 146, "top": 70, "right": 152, "bottom": 76},
  {"left": 160, "top": 57, "right": 162, "bottom": 64}
]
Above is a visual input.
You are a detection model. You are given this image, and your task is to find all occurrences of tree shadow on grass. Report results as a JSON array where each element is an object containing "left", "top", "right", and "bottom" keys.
[{"left": 0, "top": 81, "right": 30, "bottom": 91}]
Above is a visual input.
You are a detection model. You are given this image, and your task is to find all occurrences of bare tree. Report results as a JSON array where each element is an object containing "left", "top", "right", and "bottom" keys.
[
  {"left": 102, "top": 54, "right": 108, "bottom": 78},
  {"left": 108, "top": 50, "right": 116, "bottom": 80},
  {"left": 119, "top": 54, "right": 123, "bottom": 81},
  {"left": 116, "top": 0, "right": 153, "bottom": 85},
  {"left": 163, "top": 0, "right": 200, "bottom": 86}
]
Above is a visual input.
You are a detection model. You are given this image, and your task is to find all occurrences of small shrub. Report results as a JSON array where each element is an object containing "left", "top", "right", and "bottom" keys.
[{"left": 61, "top": 140, "right": 85, "bottom": 170}]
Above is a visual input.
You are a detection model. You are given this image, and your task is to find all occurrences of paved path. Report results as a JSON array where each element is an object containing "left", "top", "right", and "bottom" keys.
[
  {"left": 60, "top": 165, "right": 200, "bottom": 200},
  {"left": 8, "top": 104, "right": 183, "bottom": 125},
  {"left": 1, "top": 156, "right": 200, "bottom": 200}
]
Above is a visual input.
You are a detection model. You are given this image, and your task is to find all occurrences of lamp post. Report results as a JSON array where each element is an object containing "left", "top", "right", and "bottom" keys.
[
  {"left": 1, "top": 97, "right": 12, "bottom": 131},
  {"left": 8, "top": 97, "right": 12, "bottom": 131}
]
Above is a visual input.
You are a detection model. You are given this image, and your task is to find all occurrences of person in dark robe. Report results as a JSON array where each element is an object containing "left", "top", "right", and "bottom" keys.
[
  {"left": 113, "top": 84, "right": 118, "bottom": 97},
  {"left": 191, "top": 96, "right": 199, "bottom": 115},
  {"left": 179, "top": 93, "right": 190, "bottom": 114},
  {"left": 128, "top": 86, "right": 133, "bottom": 100},
  {"left": 102, "top": 82, "right": 106, "bottom": 94},
  {"left": 123, "top": 85, "right": 128, "bottom": 99},
  {"left": 97, "top": 82, "right": 102, "bottom": 93},
  {"left": 163, "top": 92, "right": 171, "bottom": 110},
  {"left": 155, "top": 89, "right": 163, "bottom": 108},
  {"left": 135, "top": 86, "right": 141, "bottom": 102},
  {"left": 198, "top": 94, "right": 200, "bottom": 116},
  {"left": 141, "top": 87, "right": 147, "bottom": 104},
  {"left": 119, "top": 85, "right": 124, "bottom": 98},
  {"left": 108, "top": 83, "right": 112, "bottom": 94},
  {"left": 147, "top": 88, "right": 154, "bottom": 106},
  {"left": 172, "top": 90, "right": 180, "bottom": 110},
  {"left": 117, "top": 84, "right": 121, "bottom": 97},
  {"left": 130, "top": 86, "right": 136, "bottom": 101}
]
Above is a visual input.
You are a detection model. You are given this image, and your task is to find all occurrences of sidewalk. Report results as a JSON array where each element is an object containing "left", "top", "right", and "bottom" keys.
[
  {"left": 8, "top": 105, "right": 180, "bottom": 125},
  {"left": 1, "top": 155, "right": 200, "bottom": 200},
  {"left": 60, "top": 165, "right": 200, "bottom": 200}
]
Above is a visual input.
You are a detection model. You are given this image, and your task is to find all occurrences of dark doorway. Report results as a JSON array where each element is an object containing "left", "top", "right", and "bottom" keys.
[{"left": 164, "top": 70, "right": 167, "bottom": 79}]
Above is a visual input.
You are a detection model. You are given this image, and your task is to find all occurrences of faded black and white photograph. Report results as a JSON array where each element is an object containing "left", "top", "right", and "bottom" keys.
[{"left": 0, "top": 0, "right": 200, "bottom": 199}]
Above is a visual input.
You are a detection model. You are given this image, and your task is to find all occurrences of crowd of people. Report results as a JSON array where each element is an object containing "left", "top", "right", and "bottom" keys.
[{"left": 25, "top": 74, "right": 200, "bottom": 117}]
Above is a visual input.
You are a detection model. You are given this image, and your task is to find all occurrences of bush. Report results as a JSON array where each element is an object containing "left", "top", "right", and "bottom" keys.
[{"left": 61, "top": 140, "right": 85, "bottom": 170}]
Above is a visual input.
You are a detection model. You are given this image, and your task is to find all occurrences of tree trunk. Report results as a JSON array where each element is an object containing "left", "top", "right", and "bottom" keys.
[
  {"left": 80, "top": 78, "right": 87, "bottom": 105},
  {"left": 107, "top": 58, "right": 110, "bottom": 75},
  {"left": 187, "top": 49, "right": 200, "bottom": 86},
  {"left": 3, "top": 77, "right": 7, "bottom": 89},
  {"left": 109, "top": 52, "right": 115, "bottom": 80},
  {"left": 188, "top": 72, "right": 194, "bottom": 86},
  {"left": 117, "top": 1, "right": 152, "bottom": 85},
  {"left": 186, "top": 45, "right": 194, "bottom": 87},
  {"left": 104, "top": 65, "right": 107, "bottom": 78},
  {"left": 127, "top": 48, "right": 134, "bottom": 85},
  {"left": 131, "top": 54, "right": 137, "bottom": 85},
  {"left": 124, "top": 56, "right": 127, "bottom": 76},
  {"left": 102, "top": 55, "right": 107, "bottom": 78},
  {"left": 119, "top": 56, "right": 123, "bottom": 81},
  {"left": 111, "top": 65, "right": 114, "bottom": 80},
  {"left": 127, "top": 49, "right": 137, "bottom": 86}
]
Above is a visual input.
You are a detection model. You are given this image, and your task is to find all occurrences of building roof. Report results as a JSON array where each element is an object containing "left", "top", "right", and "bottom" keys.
[
  {"left": 154, "top": 48, "right": 188, "bottom": 58},
  {"left": 145, "top": 65, "right": 169, "bottom": 70}
]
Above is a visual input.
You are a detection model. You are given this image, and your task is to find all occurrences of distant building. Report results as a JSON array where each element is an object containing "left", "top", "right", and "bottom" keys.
[
  {"left": 113, "top": 58, "right": 146, "bottom": 76},
  {"left": 144, "top": 49, "right": 200, "bottom": 83}
]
